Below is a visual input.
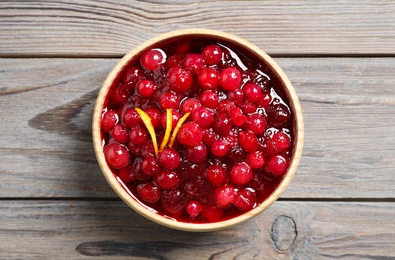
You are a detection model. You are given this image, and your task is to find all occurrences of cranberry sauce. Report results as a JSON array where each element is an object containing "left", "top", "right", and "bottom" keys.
[{"left": 100, "top": 36, "right": 294, "bottom": 223}]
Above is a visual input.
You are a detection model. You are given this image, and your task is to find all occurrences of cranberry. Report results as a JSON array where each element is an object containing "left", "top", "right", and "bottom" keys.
[
  {"left": 132, "top": 158, "right": 152, "bottom": 181},
  {"left": 176, "top": 42, "right": 191, "bottom": 55},
  {"left": 238, "top": 131, "right": 259, "bottom": 153},
  {"left": 219, "top": 66, "right": 241, "bottom": 91},
  {"left": 123, "top": 108, "right": 141, "bottom": 128},
  {"left": 155, "top": 170, "right": 180, "bottom": 190},
  {"left": 110, "top": 124, "right": 129, "bottom": 144},
  {"left": 192, "top": 107, "right": 214, "bottom": 129},
  {"left": 180, "top": 98, "right": 202, "bottom": 115},
  {"left": 128, "top": 142, "right": 141, "bottom": 156},
  {"left": 129, "top": 126, "right": 148, "bottom": 146},
  {"left": 137, "top": 79, "right": 156, "bottom": 97},
  {"left": 230, "top": 162, "right": 253, "bottom": 185},
  {"left": 182, "top": 54, "right": 205, "bottom": 74},
  {"left": 137, "top": 182, "right": 161, "bottom": 203},
  {"left": 228, "top": 88, "right": 244, "bottom": 104},
  {"left": 140, "top": 49, "right": 165, "bottom": 70},
  {"left": 141, "top": 156, "right": 160, "bottom": 176},
  {"left": 198, "top": 68, "right": 219, "bottom": 90},
  {"left": 211, "top": 140, "right": 229, "bottom": 157},
  {"left": 160, "top": 109, "right": 180, "bottom": 130},
  {"left": 145, "top": 107, "right": 162, "bottom": 128},
  {"left": 165, "top": 54, "right": 182, "bottom": 68},
  {"left": 167, "top": 65, "right": 193, "bottom": 93},
  {"left": 246, "top": 151, "right": 265, "bottom": 169},
  {"left": 158, "top": 148, "right": 181, "bottom": 170},
  {"left": 212, "top": 113, "right": 232, "bottom": 136},
  {"left": 185, "top": 200, "right": 203, "bottom": 218},
  {"left": 202, "top": 44, "right": 222, "bottom": 65},
  {"left": 217, "top": 100, "right": 236, "bottom": 114},
  {"left": 243, "top": 83, "right": 263, "bottom": 103},
  {"left": 158, "top": 91, "right": 180, "bottom": 110},
  {"left": 177, "top": 122, "right": 203, "bottom": 147},
  {"left": 241, "top": 102, "right": 257, "bottom": 114},
  {"left": 214, "top": 184, "right": 236, "bottom": 208},
  {"left": 206, "top": 165, "right": 225, "bottom": 185},
  {"left": 233, "top": 189, "right": 256, "bottom": 211},
  {"left": 104, "top": 143, "right": 130, "bottom": 169},
  {"left": 246, "top": 114, "right": 267, "bottom": 135},
  {"left": 230, "top": 107, "right": 247, "bottom": 127},
  {"left": 121, "top": 65, "right": 144, "bottom": 84},
  {"left": 272, "top": 131, "right": 291, "bottom": 153},
  {"left": 202, "top": 205, "right": 223, "bottom": 222},
  {"left": 161, "top": 189, "right": 188, "bottom": 214},
  {"left": 202, "top": 128, "right": 217, "bottom": 145},
  {"left": 118, "top": 165, "right": 135, "bottom": 183},
  {"left": 267, "top": 103, "right": 291, "bottom": 126},
  {"left": 266, "top": 155, "right": 288, "bottom": 177},
  {"left": 101, "top": 109, "right": 119, "bottom": 133},
  {"left": 259, "top": 93, "right": 272, "bottom": 108},
  {"left": 186, "top": 143, "right": 208, "bottom": 163},
  {"left": 199, "top": 90, "right": 219, "bottom": 108},
  {"left": 140, "top": 142, "right": 155, "bottom": 158}
]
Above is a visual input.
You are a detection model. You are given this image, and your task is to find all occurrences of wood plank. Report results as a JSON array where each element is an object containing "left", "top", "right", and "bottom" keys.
[
  {"left": 0, "top": 200, "right": 393, "bottom": 259},
  {"left": 0, "top": 58, "right": 394, "bottom": 198},
  {"left": 0, "top": 0, "right": 394, "bottom": 56}
]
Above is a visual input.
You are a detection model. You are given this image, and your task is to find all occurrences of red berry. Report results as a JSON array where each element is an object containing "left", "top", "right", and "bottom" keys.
[
  {"left": 121, "top": 65, "right": 143, "bottom": 84},
  {"left": 132, "top": 158, "right": 152, "bottom": 181},
  {"left": 101, "top": 109, "right": 118, "bottom": 133},
  {"left": 180, "top": 98, "right": 202, "bottom": 115},
  {"left": 145, "top": 107, "right": 162, "bottom": 128},
  {"left": 177, "top": 122, "right": 203, "bottom": 147},
  {"left": 230, "top": 162, "right": 253, "bottom": 185},
  {"left": 165, "top": 54, "right": 182, "bottom": 68},
  {"left": 233, "top": 189, "right": 256, "bottom": 211},
  {"left": 217, "top": 100, "right": 236, "bottom": 114},
  {"left": 137, "top": 182, "right": 161, "bottom": 203},
  {"left": 206, "top": 165, "right": 225, "bottom": 186},
  {"left": 202, "top": 44, "right": 223, "bottom": 65},
  {"left": 240, "top": 102, "right": 257, "bottom": 114},
  {"left": 182, "top": 54, "right": 205, "bottom": 74},
  {"left": 123, "top": 108, "right": 141, "bottom": 128},
  {"left": 198, "top": 68, "right": 219, "bottom": 90},
  {"left": 118, "top": 165, "right": 135, "bottom": 183},
  {"left": 214, "top": 184, "right": 236, "bottom": 208},
  {"left": 161, "top": 189, "right": 188, "bottom": 214},
  {"left": 212, "top": 113, "right": 232, "bottom": 136},
  {"left": 141, "top": 156, "right": 160, "bottom": 176},
  {"left": 259, "top": 93, "right": 272, "bottom": 108},
  {"left": 272, "top": 131, "right": 291, "bottom": 152},
  {"left": 246, "top": 151, "right": 265, "bottom": 169},
  {"left": 202, "top": 128, "right": 217, "bottom": 145},
  {"left": 158, "top": 91, "right": 180, "bottom": 110},
  {"left": 129, "top": 126, "right": 148, "bottom": 146},
  {"left": 199, "top": 90, "right": 219, "bottom": 108},
  {"left": 160, "top": 109, "right": 180, "bottom": 130},
  {"left": 155, "top": 170, "right": 180, "bottom": 190},
  {"left": 227, "top": 88, "right": 244, "bottom": 104},
  {"left": 192, "top": 107, "right": 214, "bottom": 129},
  {"left": 104, "top": 143, "right": 130, "bottom": 169},
  {"left": 246, "top": 114, "right": 267, "bottom": 135},
  {"left": 110, "top": 124, "right": 129, "bottom": 144},
  {"left": 185, "top": 200, "right": 203, "bottom": 218},
  {"left": 230, "top": 107, "right": 247, "bottom": 127},
  {"left": 210, "top": 140, "right": 229, "bottom": 157},
  {"left": 186, "top": 143, "right": 208, "bottom": 163},
  {"left": 137, "top": 79, "right": 156, "bottom": 97},
  {"left": 243, "top": 83, "right": 263, "bottom": 103},
  {"left": 266, "top": 155, "right": 288, "bottom": 177},
  {"left": 219, "top": 66, "right": 241, "bottom": 91},
  {"left": 202, "top": 205, "right": 223, "bottom": 222},
  {"left": 167, "top": 65, "right": 193, "bottom": 93},
  {"left": 141, "top": 142, "right": 155, "bottom": 158},
  {"left": 158, "top": 148, "right": 181, "bottom": 170},
  {"left": 176, "top": 42, "right": 191, "bottom": 55},
  {"left": 140, "top": 49, "right": 165, "bottom": 70},
  {"left": 238, "top": 131, "right": 259, "bottom": 153},
  {"left": 267, "top": 103, "right": 291, "bottom": 126}
]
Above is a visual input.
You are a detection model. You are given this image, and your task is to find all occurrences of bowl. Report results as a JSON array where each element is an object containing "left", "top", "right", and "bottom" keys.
[{"left": 92, "top": 29, "right": 304, "bottom": 232}]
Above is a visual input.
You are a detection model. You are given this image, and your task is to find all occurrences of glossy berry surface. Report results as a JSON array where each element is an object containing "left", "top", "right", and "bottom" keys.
[{"left": 101, "top": 37, "right": 295, "bottom": 224}]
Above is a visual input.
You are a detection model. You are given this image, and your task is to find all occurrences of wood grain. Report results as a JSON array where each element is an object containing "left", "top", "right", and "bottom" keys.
[
  {"left": 0, "top": 200, "right": 393, "bottom": 259},
  {"left": 0, "top": 58, "right": 394, "bottom": 199},
  {"left": 0, "top": 0, "right": 394, "bottom": 57}
]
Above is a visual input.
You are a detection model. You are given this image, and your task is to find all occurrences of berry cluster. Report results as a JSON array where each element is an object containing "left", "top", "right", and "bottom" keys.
[{"left": 101, "top": 38, "right": 293, "bottom": 223}]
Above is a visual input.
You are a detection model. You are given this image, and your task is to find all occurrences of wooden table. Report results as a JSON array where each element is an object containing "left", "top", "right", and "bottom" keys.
[{"left": 1, "top": 1, "right": 394, "bottom": 258}]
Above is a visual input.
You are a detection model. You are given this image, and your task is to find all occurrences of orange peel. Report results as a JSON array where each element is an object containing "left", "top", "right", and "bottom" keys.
[
  {"left": 168, "top": 112, "right": 190, "bottom": 148},
  {"left": 134, "top": 108, "right": 158, "bottom": 156},
  {"left": 159, "top": 109, "right": 172, "bottom": 152}
]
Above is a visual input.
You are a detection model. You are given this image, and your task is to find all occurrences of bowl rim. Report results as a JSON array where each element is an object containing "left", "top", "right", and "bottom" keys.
[{"left": 92, "top": 29, "right": 304, "bottom": 232}]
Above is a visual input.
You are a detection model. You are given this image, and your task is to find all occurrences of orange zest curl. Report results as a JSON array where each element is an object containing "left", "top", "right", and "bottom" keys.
[{"left": 134, "top": 108, "right": 159, "bottom": 156}]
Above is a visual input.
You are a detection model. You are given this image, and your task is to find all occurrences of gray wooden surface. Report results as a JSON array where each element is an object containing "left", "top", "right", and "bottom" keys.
[{"left": 0, "top": 0, "right": 394, "bottom": 258}]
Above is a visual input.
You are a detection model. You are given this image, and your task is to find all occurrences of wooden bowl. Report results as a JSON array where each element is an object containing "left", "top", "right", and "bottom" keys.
[{"left": 92, "top": 29, "right": 304, "bottom": 232}]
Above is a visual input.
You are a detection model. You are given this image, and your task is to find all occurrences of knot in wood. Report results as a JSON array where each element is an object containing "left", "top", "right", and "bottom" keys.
[{"left": 270, "top": 215, "right": 297, "bottom": 251}]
